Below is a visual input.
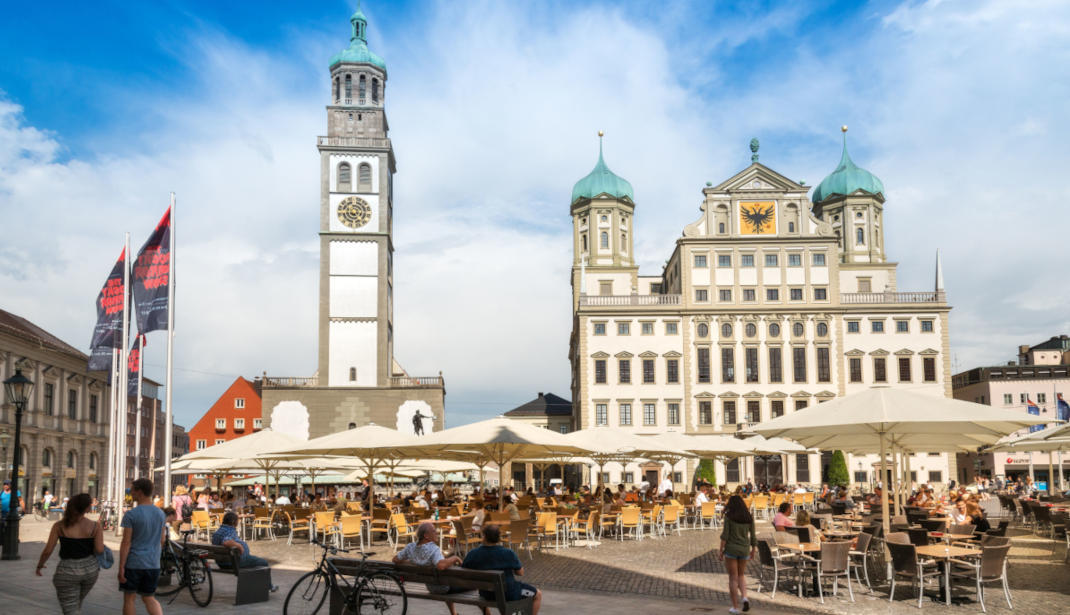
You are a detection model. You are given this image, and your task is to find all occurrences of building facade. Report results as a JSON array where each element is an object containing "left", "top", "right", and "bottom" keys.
[
  {"left": 502, "top": 392, "right": 577, "bottom": 489},
  {"left": 262, "top": 8, "right": 445, "bottom": 439},
  {"left": 1017, "top": 335, "right": 1070, "bottom": 367},
  {"left": 0, "top": 309, "right": 110, "bottom": 502},
  {"left": 123, "top": 378, "right": 181, "bottom": 484},
  {"left": 188, "top": 377, "right": 263, "bottom": 452},
  {"left": 569, "top": 133, "right": 954, "bottom": 488}
]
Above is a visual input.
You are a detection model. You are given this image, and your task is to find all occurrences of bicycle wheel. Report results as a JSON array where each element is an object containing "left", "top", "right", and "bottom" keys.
[
  {"left": 156, "top": 550, "right": 184, "bottom": 597},
  {"left": 351, "top": 573, "right": 406, "bottom": 615},
  {"left": 186, "top": 556, "right": 214, "bottom": 607},
  {"left": 285, "top": 570, "right": 330, "bottom": 615}
]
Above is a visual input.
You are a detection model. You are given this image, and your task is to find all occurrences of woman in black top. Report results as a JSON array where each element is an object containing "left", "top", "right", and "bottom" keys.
[{"left": 36, "top": 493, "right": 105, "bottom": 614}]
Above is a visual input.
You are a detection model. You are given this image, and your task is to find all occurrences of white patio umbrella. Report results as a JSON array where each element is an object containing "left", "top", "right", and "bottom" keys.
[
  {"left": 169, "top": 429, "right": 306, "bottom": 500},
  {"left": 755, "top": 387, "right": 1049, "bottom": 533},
  {"left": 734, "top": 435, "right": 809, "bottom": 487},
  {"left": 987, "top": 424, "right": 1070, "bottom": 493},
  {"left": 638, "top": 432, "right": 751, "bottom": 489}
]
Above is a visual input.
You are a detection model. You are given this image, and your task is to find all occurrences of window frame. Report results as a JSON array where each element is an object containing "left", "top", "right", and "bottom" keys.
[
  {"left": 643, "top": 403, "right": 656, "bottom": 426},
  {"left": 721, "top": 347, "right": 736, "bottom": 383},
  {"left": 642, "top": 359, "right": 655, "bottom": 384}
]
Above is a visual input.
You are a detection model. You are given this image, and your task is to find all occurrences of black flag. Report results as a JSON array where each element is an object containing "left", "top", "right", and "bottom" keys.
[
  {"left": 127, "top": 336, "right": 145, "bottom": 398},
  {"left": 133, "top": 207, "right": 172, "bottom": 334},
  {"left": 88, "top": 248, "right": 126, "bottom": 372}
]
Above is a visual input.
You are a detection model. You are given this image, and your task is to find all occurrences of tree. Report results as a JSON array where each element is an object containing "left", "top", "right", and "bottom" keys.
[
  {"left": 696, "top": 459, "right": 717, "bottom": 486},
  {"left": 828, "top": 450, "right": 850, "bottom": 488}
]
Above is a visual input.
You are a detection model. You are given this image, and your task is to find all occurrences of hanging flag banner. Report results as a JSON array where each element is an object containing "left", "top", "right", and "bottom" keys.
[
  {"left": 127, "top": 336, "right": 145, "bottom": 397},
  {"left": 1027, "top": 398, "right": 1042, "bottom": 433},
  {"left": 88, "top": 248, "right": 127, "bottom": 371},
  {"left": 133, "top": 207, "right": 172, "bottom": 334},
  {"left": 1058, "top": 394, "right": 1070, "bottom": 423}
]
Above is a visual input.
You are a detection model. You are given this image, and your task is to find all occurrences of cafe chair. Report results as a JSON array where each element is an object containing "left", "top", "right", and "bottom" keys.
[
  {"left": 949, "top": 543, "right": 1012, "bottom": 613},
  {"left": 799, "top": 541, "right": 854, "bottom": 604},
  {"left": 887, "top": 541, "right": 941, "bottom": 609}
]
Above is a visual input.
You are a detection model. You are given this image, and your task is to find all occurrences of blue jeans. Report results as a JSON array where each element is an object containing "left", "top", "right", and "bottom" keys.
[{"left": 219, "top": 554, "right": 272, "bottom": 585}]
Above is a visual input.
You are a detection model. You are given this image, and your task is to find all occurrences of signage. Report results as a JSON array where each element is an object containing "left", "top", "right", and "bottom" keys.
[{"left": 1004, "top": 456, "right": 1031, "bottom": 465}]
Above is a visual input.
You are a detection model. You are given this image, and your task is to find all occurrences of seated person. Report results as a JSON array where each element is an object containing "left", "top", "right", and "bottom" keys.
[
  {"left": 211, "top": 512, "right": 278, "bottom": 592},
  {"left": 947, "top": 498, "right": 969, "bottom": 526},
  {"left": 471, "top": 501, "right": 487, "bottom": 533},
  {"left": 393, "top": 522, "right": 465, "bottom": 615},
  {"left": 794, "top": 510, "right": 821, "bottom": 543},
  {"left": 695, "top": 485, "right": 711, "bottom": 506},
  {"left": 832, "top": 489, "right": 856, "bottom": 510},
  {"left": 462, "top": 524, "right": 542, "bottom": 615},
  {"left": 965, "top": 501, "right": 990, "bottom": 533},
  {"left": 772, "top": 502, "right": 795, "bottom": 531},
  {"left": 504, "top": 499, "right": 520, "bottom": 521},
  {"left": 163, "top": 506, "right": 183, "bottom": 540}
]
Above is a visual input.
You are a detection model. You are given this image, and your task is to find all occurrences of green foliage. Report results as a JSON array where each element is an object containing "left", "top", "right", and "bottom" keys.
[
  {"left": 696, "top": 459, "right": 717, "bottom": 486},
  {"left": 828, "top": 450, "right": 850, "bottom": 487}
]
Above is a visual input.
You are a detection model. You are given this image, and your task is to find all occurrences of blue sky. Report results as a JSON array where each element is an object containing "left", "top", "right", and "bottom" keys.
[{"left": 2, "top": 0, "right": 1069, "bottom": 430}]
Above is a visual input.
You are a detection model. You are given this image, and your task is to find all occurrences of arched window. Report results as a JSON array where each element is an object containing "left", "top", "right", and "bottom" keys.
[
  {"left": 793, "top": 322, "right": 804, "bottom": 337},
  {"left": 42, "top": 448, "right": 52, "bottom": 468},
  {"left": 788, "top": 221, "right": 795, "bottom": 233},
  {"left": 718, "top": 222, "right": 726, "bottom": 234},
  {"left": 89, "top": 452, "right": 96, "bottom": 471},
  {"left": 697, "top": 323, "right": 709, "bottom": 337},
  {"left": 358, "top": 75, "right": 367, "bottom": 101},
  {"left": 817, "top": 322, "right": 829, "bottom": 337},
  {"left": 337, "top": 162, "right": 352, "bottom": 192},
  {"left": 581, "top": 234, "right": 587, "bottom": 252},
  {"left": 715, "top": 204, "right": 729, "bottom": 235},
  {"left": 333, "top": 77, "right": 340, "bottom": 102},
  {"left": 722, "top": 323, "right": 733, "bottom": 337},
  {"left": 769, "top": 323, "right": 781, "bottom": 337},
  {"left": 67, "top": 450, "right": 76, "bottom": 469},
  {"left": 349, "top": 367, "right": 357, "bottom": 382},
  {"left": 371, "top": 78, "right": 380, "bottom": 103},
  {"left": 745, "top": 323, "right": 757, "bottom": 337},
  {"left": 357, "top": 163, "right": 372, "bottom": 192},
  {"left": 856, "top": 227, "right": 865, "bottom": 245},
  {"left": 344, "top": 74, "right": 352, "bottom": 101},
  {"left": 348, "top": 422, "right": 357, "bottom": 429},
  {"left": 600, "top": 232, "right": 609, "bottom": 249}
]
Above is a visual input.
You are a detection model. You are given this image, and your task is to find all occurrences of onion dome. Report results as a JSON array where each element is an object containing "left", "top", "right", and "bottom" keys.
[
  {"left": 571, "top": 133, "right": 634, "bottom": 203},
  {"left": 811, "top": 127, "right": 884, "bottom": 203},
  {"left": 329, "top": 6, "right": 387, "bottom": 71}
]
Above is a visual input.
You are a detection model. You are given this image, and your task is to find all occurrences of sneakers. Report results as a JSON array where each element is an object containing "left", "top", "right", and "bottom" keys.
[
  {"left": 270, "top": 584, "right": 279, "bottom": 593},
  {"left": 729, "top": 609, "right": 742, "bottom": 615},
  {"left": 742, "top": 598, "right": 750, "bottom": 612}
]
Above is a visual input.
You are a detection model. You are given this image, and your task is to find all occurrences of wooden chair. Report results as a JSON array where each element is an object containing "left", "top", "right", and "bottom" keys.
[
  {"left": 573, "top": 511, "right": 600, "bottom": 547},
  {"left": 752, "top": 494, "right": 771, "bottom": 519},
  {"left": 662, "top": 505, "right": 683, "bottom": 536},
  {"left": 643, "top": 505, "right": 663, "bottom": 538},
  {"left": 506, "top": 519, "right": 535, "bottom": 558},
  {"left": 619, "top": 507, "right": 642, "bottom": 541},
  {"left": 191, "top": 510, "right": 213, "bottom": 541},
  {"left": 369, "top": 507, "right": 391, "bottom": 539},
  {"left": 285, "top": 510, "right": 311, "bottom": 546},
  {"left": 250, "top": 507, "right": 273, "bottom": 541}
]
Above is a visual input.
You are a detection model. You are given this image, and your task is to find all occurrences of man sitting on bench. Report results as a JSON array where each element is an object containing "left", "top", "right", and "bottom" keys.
[
  {"left": 211, "top": 512, "right": 278, "bottom": 592},
  {"left": 393, "top": 522, "right": 465, "bottom": 615},
  {"left": 462, "top": 524, "right": 541, "bottom": 615}
]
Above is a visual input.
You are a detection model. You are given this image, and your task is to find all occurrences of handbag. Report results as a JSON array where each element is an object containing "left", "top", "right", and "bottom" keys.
[{"left": 97, "top": 546, "right": 114, "bottom": 569}]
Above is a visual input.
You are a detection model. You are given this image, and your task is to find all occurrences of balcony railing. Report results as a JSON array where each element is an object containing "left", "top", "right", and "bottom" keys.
[
  {"left": 390, "top": 376, "right": 445, "bottom": 388},
  {"left": 735, "top": 421, "right": 761, "bottom": 436},
  {"left": 317, "top": 136, "right": 391, "bottom": 148},
  {"left": 262, "top": 376, "right": 318, "bottom": 389},
  {"left": 579, "top": 294, "right": 681, "bottom": 306},
  {"left": 841, "top": 291, "right": 946, "bottom": 304}
]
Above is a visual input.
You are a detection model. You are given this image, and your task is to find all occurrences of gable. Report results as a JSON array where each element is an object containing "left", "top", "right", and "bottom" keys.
[{"left": 711, "top": 163, "right": 808, "bottom": 194}]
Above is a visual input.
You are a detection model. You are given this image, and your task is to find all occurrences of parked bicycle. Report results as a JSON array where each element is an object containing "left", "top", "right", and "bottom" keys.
[
  {"left": 158, "top": 528, "right": 214, "bottom": 607},
  {"left": 284, "top": 539, "right": 406, "bottom": 615}
]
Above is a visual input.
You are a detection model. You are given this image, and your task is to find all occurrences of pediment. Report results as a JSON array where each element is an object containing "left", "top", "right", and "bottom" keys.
[
  {"left": 815, "top": 390, "right": 837, "bottom": 399},
  {"left": 590, "top": 351, "right": 610, "bottom": 359},
  {"left": 767, "top": 391, "right": 788, "bottom": 398},
  {"left": 919, "top": 348, "right": 940, "bottom": 356},
  {"left": 638, "top": 351, "right": 659, "bottom": 358},
  {"left": 718, "top": 391, "right": 740, "bottom": 398},
  {"left": 894, "top": 349, "right": 915, "bottom": 356},
  {"left": 614, "top": 351, "right": 634, "bottom": 359},
  {"left": 662, "top": 351, "right": 682, "bottom": 358},
  {"left": 711, "top": 163, "right": 808, "bottom": 194},
  {"left": 869, "top": 349, "right": 889, "bottom": 356},
  {"left": 694, "top": 391, "right": 717, "bottom": 399},
  {"left": 743, "top": 391, "right": 764, "bottom": 398},
  {"left": 792, "top": 390, "right": 812, "bottom": 398},
  {"left": 845, "top": 349, "right": 866, "bottom": 357}
]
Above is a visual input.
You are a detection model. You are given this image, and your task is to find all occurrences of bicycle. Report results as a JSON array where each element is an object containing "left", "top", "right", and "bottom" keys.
[
  {"left": 158, "top": 528, "right": 214, "bottom": 607},
  {"left": 32, "top": 501, "right": 47, "bottom": 521},
  {"left": 284, "top": 539, "right": 406, "bottom": 615}
]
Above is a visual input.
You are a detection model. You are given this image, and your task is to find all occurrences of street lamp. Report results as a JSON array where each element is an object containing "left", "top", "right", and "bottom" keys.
[{"left": 3, "top": 368, "right": 34, "bottom": 560}]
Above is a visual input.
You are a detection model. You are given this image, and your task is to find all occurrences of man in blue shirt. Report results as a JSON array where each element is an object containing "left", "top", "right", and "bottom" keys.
[
  {"left": 211, "top": 511, "right": 277, "bottom": 591},
  {"left": 1, "top": 479, "right": 23, "bottom": 516},
  {"left": 119, "top": 478, "right": 166, "bottom": 615},
  {"left": 462, "top": 524, "right": 541, "bottom": 615}
]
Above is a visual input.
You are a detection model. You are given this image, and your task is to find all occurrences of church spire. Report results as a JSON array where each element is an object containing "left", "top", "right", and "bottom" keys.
[{"left": 351, "top": 2, "right": 368, "bottom": 42}]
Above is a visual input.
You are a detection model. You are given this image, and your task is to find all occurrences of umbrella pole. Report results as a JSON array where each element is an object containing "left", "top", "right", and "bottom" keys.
[
  {"left": 879, "top": 432, "right": 891, "bottom": 580},
  {"left": 1048, "top": 456, "right": 1055, "bottom": 495}
]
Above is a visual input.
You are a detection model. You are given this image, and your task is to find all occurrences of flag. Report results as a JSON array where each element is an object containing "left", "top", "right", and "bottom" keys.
[
  {"left": 127, "top": 336, "right": 145, "bottom": 398},
  {"left": 1058, "top": 394, "right": 1070, "bottom": 423},
  {"left": 133, "top": 207, "right": 171, "bottom": 334},
  {"left": 88, "top": 248, "right": 127, "bottom": 371},
  {"left": 1027, "top": 398, "right": 1042, "bottom": 433}
]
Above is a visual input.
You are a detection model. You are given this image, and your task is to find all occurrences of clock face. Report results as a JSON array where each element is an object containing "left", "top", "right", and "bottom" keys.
[
  {"left": 739, "top": 201, "right": 776, "bottom": 235},
  {"left": 337, "top": 196, "right": 372, "bottom": 229}
]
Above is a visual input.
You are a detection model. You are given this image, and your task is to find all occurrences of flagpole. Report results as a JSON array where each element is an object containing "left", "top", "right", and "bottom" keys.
[
  {"left": 164, "top": 192, "right": 176, "bottom": 506},
  {"left": 134, "top": 335, "right": 143, "bottom": 478},
  {"left": 118, "top": 232, "right": 130, "bottom": 524},
  {"left": 106, "top": 347, "right": 118, "bottom": 507}
]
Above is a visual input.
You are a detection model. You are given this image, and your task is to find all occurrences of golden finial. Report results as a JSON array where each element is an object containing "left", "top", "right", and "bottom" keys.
[
  {"left": 841, "top": 125, "right": 848, "bottom": 133},
  {"left": 598, "top": 130, "right": 604, "bottom": 137}
]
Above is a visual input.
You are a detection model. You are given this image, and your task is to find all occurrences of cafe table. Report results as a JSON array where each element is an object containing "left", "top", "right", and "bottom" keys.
[
  {"left": 928, "top": 531, "right": 974, "bottom": 543},
  {"left": 823, "top": 529, "right": 858, "bottom": 540},
  {"left": 776, "top": 543, "right": 823, "bottom": 596},
  {"left": 915, "top": 544, "right": 981, "bottom": 605}
]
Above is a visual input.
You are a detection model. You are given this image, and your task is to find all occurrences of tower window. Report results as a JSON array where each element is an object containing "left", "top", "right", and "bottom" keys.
[
  {"left": 372, "top": 78, "right": 380, "bottom": 103},
  {"left": 620, "top": 232, "right": 627, "bottom": 251},
  {"left": 334, "top": 77, "right": 340, "bottom": 102},
  {"left": 358, "top": 74, "right": 367, "bottom": 101},
  {"left": 338, "top": 163, "right": 352, "bottom": 192},
  {"left": 349, "top": 367, "right": 357, "bottom": 381},
  {"left": 600, "top": 232, "right": 609, "bottom": 249},
  {"left": 344, "top": 74, "right": 352, "bottom": 101},
  {"left": 581, "top": 234, "right": 587, "bottom": 252},
  {"left": 358, "top": 163, "right": 372, "bottom": 192},
  {"left": 788, "top": 221, "right": 795, "bottom": 232},
  {"left": 718, "top": 222, "right": 726, "bottom": 234},
  {"left": 856, "top": 228, "right": 865, "bottom": 245}
]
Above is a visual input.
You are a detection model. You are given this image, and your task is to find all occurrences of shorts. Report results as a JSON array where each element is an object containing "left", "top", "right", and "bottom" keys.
[
  {"left": 479, "top": 582, "right": 537, "bottom": 602},
  {"left": 120, "top": 567, "right": 160, "bottom": 596},
  {"left": 724, "top": 554, "right": 750, "bottom": 560}
]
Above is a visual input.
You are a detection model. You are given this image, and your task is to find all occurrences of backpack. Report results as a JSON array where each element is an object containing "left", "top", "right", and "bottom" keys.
[{"left": 180, "top": 497, "right": 193, "bottom": 521}]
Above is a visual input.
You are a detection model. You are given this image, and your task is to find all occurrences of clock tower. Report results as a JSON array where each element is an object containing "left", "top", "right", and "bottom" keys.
[{"left": 319, "top": 6, "right": 394, "bottom": 387}]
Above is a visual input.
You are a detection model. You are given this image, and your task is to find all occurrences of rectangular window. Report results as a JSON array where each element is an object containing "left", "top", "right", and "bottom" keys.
[
  {"left": 923, "top": 357, "right": 937, "bottom": 382},
  {"left": 716, "top": 289, "right": 729, "bottom": 302},
  {"left": 874, "top": 358, "right": 887, "bottom": 382},
  {"left": 665, "top": 322, "right": 678, "bottom": 335},
  {"left": 693, "top": 254, "right": 708, "bottom": 268},
  {"left": 796, "top": 453, "right": 810, "bottom": 483},
  {"left": 89, "top": 395, "right": 98, "bottom": 423},
  {"left": 593, "top": 322, "right": 606, "bottom": 335},
  {"left": 771, "top": 399, "right": 784, "bottom": 418},
  {"left": 696, "top": 289, "right": 709, "bottom": 302},
  {"left": 667, "top": 359, "right": 679, "bottom": 383},
  {"left": 619, "top": 403, "right": 632, "bottom": 426},
  {"left": 766, "top": 288, "right": 779, "bottom": 301},
  {"left": 726, "top": 459, "right": 740, "bottom": 483},
  {"left": 643, "top": 403, "right": 656, "bottom": 426},
  {"left": 618, "top": 322, "right": 630, "bottom": 335},
  {"left": 699, "top": 401, "right": 713, "bottom": 425},
  {"left": 67, "top": 389, "right": 77, "bottom": 420},
  {"left": 215, "top": 418, "right": 226, "bottom": 429},
  {"left": 718, "top": 254, "right": 732, "bottom": 267},
  {"left": 721, "top": 347, "right": 735, "bottom": 383},
  {"left": 599, "top": 280, "right": 612, "bottom": 295},
  {"left": 816, "top": 347, "right": 831, "bottom": 382},
  {"left": 854, "top": 471, "right": 868, "bottom": 484},
  {"left": 596, "top": 404, "right": 608, "bottom": 425},
  {"left": 747, "top": 400, "right": 760, "bottom": 423},
  {"left": 668, "top": 403, "right": 680, "bottom": 426},
  {"left": 253, "top": 418, "right": 263, "bottom": 429},
  {"left": 928, "top": 471, "right": 942, "bottom": 483},
  {"left": 795, "top": 400, "right": 808, "bottom": 411},
  {"left": 234, "top": 398, "right": 246, "bottom": 409},
  {"left": 814, "top": 287, "right": 828, "bottom": 301},
  {"left": 742, "top": 288, "right": 756, "bottom": 302},
  {"left": 559, "top": 424, "right": 569, "bottom": 434},
  {"left": 849, "top": 358, "right": 863, "bottom": 383},
  {"left": 858, "top": 278, "right": 872, "bottom": 293},
  {"left": 723, "top": 400, "right": 736, "bottom": 425},
  {"left": 1003, "top": 393, "right": 1013, "bottom": 405},
  {"left": 895, "top": 320, "right": 909, "bottom": 333},
  {"left": 642, "top": 359, "right": 655, "bottom": 384},
  {"left": 594, "top": 359, "right": 607, "bottom": 384},
  {"left": 921, "top": 320, "right": 934, "bottom": 332},
  {"left": 745, "top": 347, "right": 759, "bottom": 383},
  {"left": 788, "top": 253, "right": 802, "bottom": 267},
  {"left": 872, "top": 320, "right": 885, "bottom": 333},
  {"left": 234, "top": 418, "right": 245, "bottom": 430},
  {"left": 741, "top": 254, "right": 755, "bottom": 267},
  {"left": 618, "top": 359, "right": 631, "bottom": 383},
  {"left": 641, "top": 322, "right": 654, "bottom": 335},
  {"left": 793, "top": 347, "right": 807, "bottom": 383},
  {"left": 812, "top": 253, "right": 826, "bottom": 266},
  {"left": 765, "top": 253, "right": 778, "bottom": 267},
  {"left": 44, "top": 383, "right": 54, "bottom": 416},
  {"left": 196, "top": 439, "right": 207, "bottom": 450},
  {"left": 216, "top": 439, "right": 225, "bottom": 445},
  {"left": 769, "top": 347, "right": 782, "bottom": 383},
  {"left": 697, "top": 348, "right": 711, "bottom": 383},
  {"left": 1037, "top": 392, "right": 1047, "bottom": 403},
  {"left": 789, "top": 288, "right": 803, "bottom": 301},
  {"left": 1020, "top": 393, "right": 1027, "bottom": 403},
  {"left": 898, "top": 357, "right": 912, "bottom": 382},
  {"left": 623, "top": 472, "right": 634, "bottom": 484},
  {"left": 847, "top": 321, "right": 860, "bottom": 333}
]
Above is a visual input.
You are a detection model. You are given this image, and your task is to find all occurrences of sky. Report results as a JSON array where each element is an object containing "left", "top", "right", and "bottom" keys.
[{"left": 2, "top": 0, "right": 1069, "bottom": 430}]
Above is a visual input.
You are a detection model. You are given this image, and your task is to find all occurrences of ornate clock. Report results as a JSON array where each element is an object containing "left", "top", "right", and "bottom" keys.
[
  {"left": 739, "top": 201, "right": 776, "bottom": 235},
  {"left": 337, "top": 196, "right": 372, "bottom": 229}
]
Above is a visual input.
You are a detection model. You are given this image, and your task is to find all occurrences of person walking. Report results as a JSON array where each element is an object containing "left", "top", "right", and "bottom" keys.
[
  {"left": 119, "top": 478, "right": 166, "bottom": 615},
  {"left": 35, "top": 493, "right": 105, "bottom": 614},
  {"left": 719, "top": 494, "right": 757, "bottom": 614}
]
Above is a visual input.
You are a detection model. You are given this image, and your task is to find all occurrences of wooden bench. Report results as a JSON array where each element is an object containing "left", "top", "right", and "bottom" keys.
[
  {"left": 328, "top": 558, "right": 533, "bottom": 615},
  {"left": 188, "top": 542, "right": 271, "bottom": 605}
]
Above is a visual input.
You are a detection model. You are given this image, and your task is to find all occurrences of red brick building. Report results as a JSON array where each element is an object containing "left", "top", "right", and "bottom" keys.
[{"left": 188, "top": 377, "right": 262, "bottom": 452}]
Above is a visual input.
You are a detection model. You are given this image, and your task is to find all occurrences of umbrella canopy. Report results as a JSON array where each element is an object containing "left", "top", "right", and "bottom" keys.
[
  {"left": 177, "top": 428, "right": 304, "bottom": 461},
  {"left": 988, "top": 422, "right": 1070, "bottom": 453},
  {"left": 737, "top": 435, "right": 808, "bottom": 455}
]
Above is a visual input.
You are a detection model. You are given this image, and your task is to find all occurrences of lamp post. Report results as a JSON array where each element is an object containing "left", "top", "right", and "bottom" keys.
[{"left": 3, "top": 369, "right": 34, "bottom": 560}]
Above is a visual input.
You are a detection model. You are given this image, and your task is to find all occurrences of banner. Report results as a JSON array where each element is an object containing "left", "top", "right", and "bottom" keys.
[
  {"left": 1058, "top": 394, "right": 1070, "bottom": 423},
  {"left": 88, "top": 248, "right": 126, "bottom": 371},
  {"left": 1027, "top": 399, "right": 1042, "bottom": 433},
  {"left": 127, "top": 336, "right": 145, "bottom": 398},
  {"left": 133, "top": 207, "right": 171, "bottom": 334}
]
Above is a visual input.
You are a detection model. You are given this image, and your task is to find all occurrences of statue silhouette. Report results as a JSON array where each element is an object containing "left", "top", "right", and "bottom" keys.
[{"left": 412, "top": 410, "right": 430, "bottom": 435}]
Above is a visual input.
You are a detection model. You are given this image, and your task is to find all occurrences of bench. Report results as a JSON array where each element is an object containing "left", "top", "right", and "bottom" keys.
[
  {"left": 188, "top": 542, "right": 271, "bottom": 605},
  {"left": 328, "top": 557, "right": 533, "bottom": 615}
]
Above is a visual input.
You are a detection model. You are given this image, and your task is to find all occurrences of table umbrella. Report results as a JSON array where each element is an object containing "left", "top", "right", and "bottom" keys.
[
  {"left": 168, "top": 429, "right": 306, "bottom": 500},
  {"left": 987, "top": 424, "right": 1070, "bottom": 493}
]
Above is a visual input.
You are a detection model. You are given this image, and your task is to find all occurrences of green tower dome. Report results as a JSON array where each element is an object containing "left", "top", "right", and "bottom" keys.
[
  {"left": 811, "top": 130, "right": 884, "bottom": 203},
  {"left": 571, "top": 136, "right": 634, "bottom": 203},
  {"left": 329, "top": 6, "right": 387, "bottom": 71}
]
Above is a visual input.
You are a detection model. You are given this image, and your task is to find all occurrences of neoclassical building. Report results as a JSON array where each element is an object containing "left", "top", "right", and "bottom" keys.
[{"left": 569, "top": 132, "right": 954, "bottom": 488}]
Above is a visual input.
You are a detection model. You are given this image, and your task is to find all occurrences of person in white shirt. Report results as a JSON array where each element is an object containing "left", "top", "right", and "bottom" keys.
[
  {"left": 508, "top": 488, "right": 519, "bottom": 503},
  {"left": 793, "top": 485, "right": 808, "bottom": 495},
  {"left": 695, "top": 486, "right": 711, "bottom": 505},
  {"left": 658, "top": 476, "right": 673, "bottom": 496},
  {"left": 275, "top": 494, "right": 292, "bottom": 506}
]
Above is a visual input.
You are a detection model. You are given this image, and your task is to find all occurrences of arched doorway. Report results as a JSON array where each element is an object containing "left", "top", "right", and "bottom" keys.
[{"left": 753, "top": 455, "right": 784, "bottom": 488}]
